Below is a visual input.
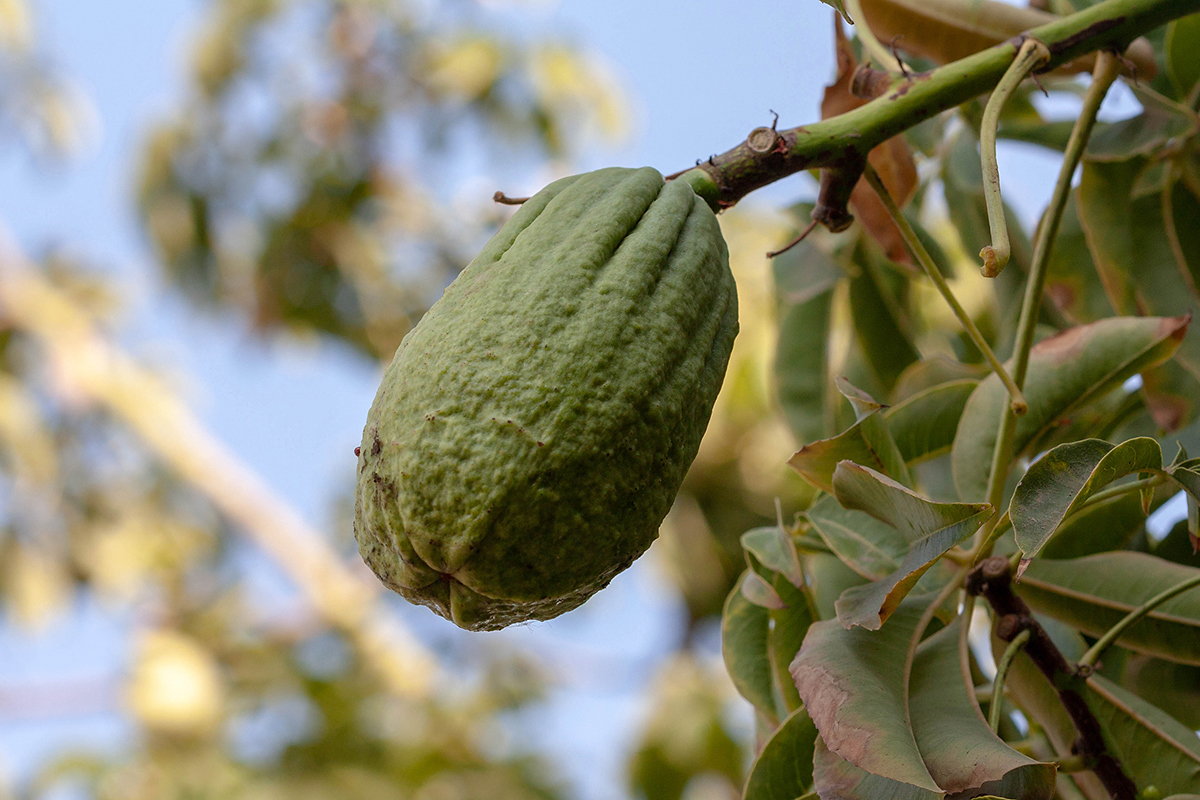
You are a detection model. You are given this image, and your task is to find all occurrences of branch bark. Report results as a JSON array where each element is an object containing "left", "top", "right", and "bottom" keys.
[{"left": 677, "top": 0, "right": 1200, "bottom": 213}]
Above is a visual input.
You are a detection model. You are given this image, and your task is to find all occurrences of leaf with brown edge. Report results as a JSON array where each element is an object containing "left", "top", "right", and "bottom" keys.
[
  {"left": 812, "top": 736, "right": 940, "bottom": 800},
  {"left": 805, "top": 493, "right": 909, "bottom": 581},
  {"left": 791, "top": 596, "right": 940, "bottom": 791},
  {"left": 951, "top": 315, "right": 1190, "bottom": 502},
  {"left": 789, "top": 411, "right": 911, "bottom": 493},
  {"left": 832, "top": 463, "right": 990, "bottom": 629},
  {"left": 909, "top": 620, "right": 1055, "bottom": 799}
]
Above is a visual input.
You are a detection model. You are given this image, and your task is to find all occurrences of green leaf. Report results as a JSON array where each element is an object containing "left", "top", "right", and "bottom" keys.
[
  {"left": 790, "top": 597, "right": 939, "bottom": 791},
  {"left": 1019, "top": 553, "right": 1200, "bottom": 665},
  {"left": 819, "top": 0, "right": 852, "bottom": 24},
  {"left": 1084, "top": 673, "right": 1200, "bottom": 794},
  {"left": 789, "top": 406, "right": 912, "bottom": 494},
  {"left": 848, "top": 252, "right": 920, "bottom": 394},
  {"left": 741, "top": 570, "right": 787, "bottom": 610},
  {"left": 909, "top": 621, "right": 1055, "bottom": 798},
  {"left": 951, "top": 315, "right": 1190, "bottom": 501},
  {"left": 1166, "top": 13, "right": 1200, "bottom": 101},
  {"left": 743, "top": 706, "right": 819, "bottom": 800},
  {"left": 721, "top": 579, "right": 777, "bottom": 724},
  {"left": 1121, "top": 653, "right": 1200, "bottom": 730},
  {"left": 773, "top": 238, "right": 843, "bottom": 306},
  {"left": 1085, "top": 86, "right": 1198, "bottom": 162},
  {"left": 805, "top": 494, "right": 908, "bottom": 581},
  {"left": 1011, "top": 437, "right": 1163, "bottom": 562},
  {"left": 833, "top": 461, "right": 992, "bottom": 542},
  {"left": 770, "top": 573, "right": 815, "bottom": 715},
  {"left": 811, "top": 737, "right": 940, "bottom": 800},
  {"left": 832, "top": 471, "right": 991, "bottom": 629},
  {"left": 776, "top": 289, "right": 834, "bottom": 445},
  {"left": 803, "top": 552, "right": 869, "bottom": 620},
  {"left": 741, "top": 526, "right": 805, "bottom": 589},
  {"left": 1041, "top": 492, "right": 1147, "bottom": 559},
  {"left": 1046, "top": 194, "right": 1114, "bottom": 325},
  {"left": 884, "top": 379, "right": 977, "bottom": 465}
]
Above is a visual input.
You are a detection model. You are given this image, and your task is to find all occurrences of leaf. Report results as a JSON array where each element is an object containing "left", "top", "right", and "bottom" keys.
[
  {"left": 805, "top": 494, "right": 909, "bottom": 581},
  {"left": 832, "top": 468, "right": 991, "bottom": 629},
  {"left": 776, "top": 290, "right": 835, "bottom": 447},
  {"left": 1121, "top": 653, "right": 1200, "bottom": 730},
  {"left": 1084, "top": 673, "right": 1200, "bottom": 794},
  {"left": 803, "top": 552, "right": 869, "bottom": 620},
  {"left": 721, "top": 579, "right": 777, "bottom": 724},
  {"left": 909, "top": 620, "right": 1055, "bottom": 798},
  {"left": 770, "top": 573, "right": 815, "bottom": 714},
  {"left": 884, "top": 379, "right": 977, "bottom": 465},
  {"left": 1166, "top": 12, "right": 1200, "bottom": 99},
  {"left": 951, "top": 315, "right": 1190, "bottom": 501},
  {"left": 812, "top": 737, "right": 940, "bottom": 800},
  {"left": 1041, "top": 492, "right": 1147, "bottom": 560},
  {"left": 1045, "top": 195, "right": 1114, "bottom": 325},
  {"left": 743, "top": 706, "right": 819, "bottom": 800},
  {"left": 773, "top": 236, "right": 842, "bottom": 306},
  {"left": 1019, "top": 553, "right": 1200, "bottom": 665},
  {"left": 1011, "top": 437, "right": 1163, "bottom": 562},
  {"left": 833, "top": 461, "right": 991, "bottom": 542},
  {"left": 848, "top": 248, "right": 920, "bottom": 394},
  {"left": 741, "top": 570, "right": 787, "bottom": 610},
  {"left": 819, "top": 0, "right": 852, "bottom": 24},
  {"left": 741, "top": 526, "right": 805, "bottom": 589},
  {"left": 791, "top": 597, "right": 940, "bottom": 791},
  {"left": 835, "top": 375, "right": 886, "bottom": 421},
  {"left": 855, "top": 0, "right": 1156, "bottom": 76},
  {"left": 789, "top": 410, "right": 911, "bottom": 494},
  {"left": 1085, "top": 86, "right": 1198, "bottom": 162}
]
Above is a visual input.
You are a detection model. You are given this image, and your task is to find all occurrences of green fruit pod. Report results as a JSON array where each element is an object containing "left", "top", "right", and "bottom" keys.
[{"left": 354, "top": 166, "right": 738, "bottom": 630}]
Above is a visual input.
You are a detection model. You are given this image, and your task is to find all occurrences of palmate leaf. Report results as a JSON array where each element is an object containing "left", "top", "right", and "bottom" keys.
[
  {"left": 831, "top": 463, "right": 991, "bottom": 629},
  {"left": 951, "top": 315, "right": 1190, "bottom": 502},
  {"left": 743, "top": 706, "right": 820, "bottom": 800},
  {"left": 1019, "top": 553, "right": 1200, "bottom": 665},
  {"left": 1010, "top": 437, "right": 1163, "bottom": 563}
]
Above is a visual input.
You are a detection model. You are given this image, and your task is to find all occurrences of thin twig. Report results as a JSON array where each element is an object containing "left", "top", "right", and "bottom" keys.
[
  {"left": 989, "top": 628, "right": 1031, "bottom": 732},
  {"left": 493, "top": 191, "right": 529, "bottom": 205},
  {"left": 862, "top": 164, "right": 1027, "bottom": 414},
  {"left": 979, "top": 38, "right": 1052, "bottom": 277},
  {"left": 1079, "top": 571, "right": 1200, "bottom": 669},
  {"left": 845, "top": 0, "right": 907, "bottom": 73},
  {"left": 975, "top": 51, "right": 1121, "bottom": 555},
  {"left": 767, "top": 219, "right": 818, "bottom": 258}
]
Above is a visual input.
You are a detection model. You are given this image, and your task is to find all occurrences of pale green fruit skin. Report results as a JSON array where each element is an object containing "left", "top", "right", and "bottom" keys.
[{"left": 354, "top": 166, "right": 738, "bottom": 630}]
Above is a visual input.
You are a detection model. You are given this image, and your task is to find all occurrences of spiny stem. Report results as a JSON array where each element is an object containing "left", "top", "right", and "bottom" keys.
[
  {"left": 845, "top": 0, "right": 906, "bottom": 73},
  {"left": 989, "top": 628, "right": 1031, "bottom": 732},
  {"left": 861, "top": 164, "right": 1027, "bottom": 414},
  {"left": 975, "top": 51, "right": 1120, "bottom": 553},
  {"left": 1079, "top": 571, "right": 1200, "bottom": 669},
  {"left": 979, "top": 37, "right": 1051, "bottom": 277}
]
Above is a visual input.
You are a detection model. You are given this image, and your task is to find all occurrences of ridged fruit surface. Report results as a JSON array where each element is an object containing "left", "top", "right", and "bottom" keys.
[{"left": 354, "top": 166, "right": 738, "bottom": 630}]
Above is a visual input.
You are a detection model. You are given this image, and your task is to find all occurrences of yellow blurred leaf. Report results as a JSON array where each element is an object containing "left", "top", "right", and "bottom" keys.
[
  {"left": 425, "top": 38, "right": 503, "bottom": 100},
  {"left": 0, "top": 0, "right": 32, "bottom": 52},
  {"left": 5, "top": 544, "right": 70, "bottom": 629},
  {"left": 0, "top": 372, "right": 57, "bottom": 485},
  {"left": 530, "top": 45, "right": 628, "bottom": 141},
  {"left": 127, "top": 629, "right": 224, "bottom": 736}
]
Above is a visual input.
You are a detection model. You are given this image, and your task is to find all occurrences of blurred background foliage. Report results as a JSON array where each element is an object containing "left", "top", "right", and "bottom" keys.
[{"left": 0, "top": 0, "right": 784, "bottom": 798}]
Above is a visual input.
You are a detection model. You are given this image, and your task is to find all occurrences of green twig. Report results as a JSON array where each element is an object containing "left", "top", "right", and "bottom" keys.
[
  {"left": 989, "top": 628, "right": 1031, "bottom": 732},
  {"left": 975, "top": 51, "right": 1121, "bottom": 553},
  {"left": 845, "top": 0, "right": 906, "bottom": 73},
  {"left": 1079, "top": 571, "right": 1200, "bottom": 669},
  {"left": 679, "top": 0, "right": 1200, "bottom": 211},
  {"left": 862, "top": 164, "right": 1027, "bottom": 414},
  {"left": 979, "top": 38, "right": 1051, "bottom": 277}
]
